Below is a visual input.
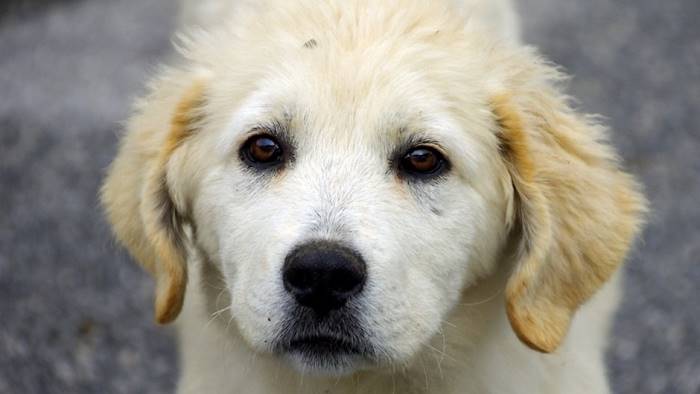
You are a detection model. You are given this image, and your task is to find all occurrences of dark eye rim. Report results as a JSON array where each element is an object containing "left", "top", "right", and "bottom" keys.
[
  {"left": 239, "top": 132, "right": 285, "bottom": 170},
  {"left": 397, "top": 145, "right": 450, "bottom": 179}
]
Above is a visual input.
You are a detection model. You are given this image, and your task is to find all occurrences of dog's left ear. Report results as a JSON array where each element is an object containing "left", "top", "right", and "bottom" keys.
[
  {"left": 101, "top": 73, "right": 208, "bottom": 324},
  {"left": 491, "top": 73, "right": 647, "bottom": 353}
]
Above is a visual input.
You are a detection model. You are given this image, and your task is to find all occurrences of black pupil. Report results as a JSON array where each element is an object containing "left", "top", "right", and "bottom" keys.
[
  {"left": 410, "top": 149, "right": 432, "bottom": 163},
  {"left": 404, "top": 148, "right": 439, "bottom": 173},
  {"left": 253, "top": 137, "right": 279, "bottom": 160}
]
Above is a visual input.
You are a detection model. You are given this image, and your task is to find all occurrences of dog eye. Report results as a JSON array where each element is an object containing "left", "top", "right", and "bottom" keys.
[
  {"left": 241, "top": 134, "right": 284, "bottom": 168},
  {"left": 399, "top": 146, "right": 447, "bottom": 177}
]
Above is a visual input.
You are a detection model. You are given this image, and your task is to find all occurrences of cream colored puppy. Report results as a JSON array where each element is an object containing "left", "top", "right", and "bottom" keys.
[{"left": 102, "top": 0, "right": 646, "bottom": 393}]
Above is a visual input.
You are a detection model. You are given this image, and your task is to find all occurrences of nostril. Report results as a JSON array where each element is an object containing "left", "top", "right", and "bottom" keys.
[
  {"left": 283, "top": 265, "right": 316, "bottom": 295},
  {"left": 327, "top": 266, "right": 365, "bottom": 295},
  {"left": 282, "top": 240, "right": 367, "bottom": 314}
]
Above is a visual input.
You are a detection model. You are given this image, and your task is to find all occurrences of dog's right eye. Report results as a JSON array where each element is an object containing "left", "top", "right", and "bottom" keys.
[
  {"left": 240, "top": 134, "right": 284, "bottom": 169},
  {"left": 398, "top": 145, "right": 448, "bottom": 179}
]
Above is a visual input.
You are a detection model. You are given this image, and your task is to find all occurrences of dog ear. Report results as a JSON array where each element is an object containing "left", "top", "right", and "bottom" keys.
[
  {"left": 101, "top": 74, "right": 208, "bottom": 324},
  {"left": 491, "top": 78, "right": 646, "bottom": 352}
]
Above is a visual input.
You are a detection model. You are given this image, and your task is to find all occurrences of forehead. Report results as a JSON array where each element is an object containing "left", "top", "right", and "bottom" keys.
[
  {"left": 214, "top": 45, "right": 495, "bottom": 144},
  {"left": 200, "top": 1, "right": 503, "bottom": 159}
]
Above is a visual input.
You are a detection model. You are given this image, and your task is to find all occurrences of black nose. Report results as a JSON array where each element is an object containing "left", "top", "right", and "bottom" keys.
[{"left": 283, "top": 241, "right": 367, "bottom": 315}]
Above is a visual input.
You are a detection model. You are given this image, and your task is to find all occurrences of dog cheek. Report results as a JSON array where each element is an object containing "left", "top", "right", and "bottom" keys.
[
  {"left": 358, "top": 218, "right": 460, "bottom": 359},
  {"left": 376, "top": 191, "right": 495, "bottom": 353},
  {"left": 220, "top": 194, "right": 307, "bottom": 347},
  {"left": 362, "top": 270, "right": 448, "bottom": 361}
]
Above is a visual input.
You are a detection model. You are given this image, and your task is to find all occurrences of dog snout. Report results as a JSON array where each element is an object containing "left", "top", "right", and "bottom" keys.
[{"left": 282, "top": 241, "right": 367, "bottom": 315}]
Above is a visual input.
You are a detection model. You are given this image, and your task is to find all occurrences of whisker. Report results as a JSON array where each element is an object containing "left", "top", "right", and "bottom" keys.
[{"left": 458, "top": 288, "right": 503, "bottom": 307}]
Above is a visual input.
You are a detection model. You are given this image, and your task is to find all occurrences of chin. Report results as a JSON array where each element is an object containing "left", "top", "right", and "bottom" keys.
[
  {"left": 283, "top": 352, "right": 366, "bottom": 376},
  {"left": 275, "top": 335, "right": 377, "bottom": 376}
]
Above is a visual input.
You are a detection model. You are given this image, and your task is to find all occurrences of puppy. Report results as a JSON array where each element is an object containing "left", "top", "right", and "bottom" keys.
[{"left": 101, "top": 0, "right": 647, "bottom": 392}]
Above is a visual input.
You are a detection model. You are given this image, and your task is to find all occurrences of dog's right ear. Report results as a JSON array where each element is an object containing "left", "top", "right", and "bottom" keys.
[{"left": 101, "top": 72, "right": 209, "bottom": 324}]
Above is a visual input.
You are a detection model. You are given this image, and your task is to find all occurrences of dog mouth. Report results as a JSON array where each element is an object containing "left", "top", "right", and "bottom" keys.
[
  {"left": 273, "top": 305, "right": 377, "bottom": 374},
  {"left": 275, "top": 331, "right": 375, "bottom": 374},
  {"left": 284, "top": 335, "right": 364, "bottom": 355}
]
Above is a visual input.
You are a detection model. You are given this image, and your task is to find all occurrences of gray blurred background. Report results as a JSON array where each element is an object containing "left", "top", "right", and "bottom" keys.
[{"left": 0, "top": 0, "right": 698, "bottom": 393}]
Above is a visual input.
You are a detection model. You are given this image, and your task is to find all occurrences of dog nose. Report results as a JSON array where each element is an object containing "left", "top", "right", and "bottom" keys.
[{"left": 283, "top": 241, "right": 367, "bottom": 314}]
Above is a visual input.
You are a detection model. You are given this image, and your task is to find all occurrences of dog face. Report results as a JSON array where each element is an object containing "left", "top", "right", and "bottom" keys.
[
  {"left": 189, "top": 62, "right": 511, "bottom": 373},
  {"left": 102, "top": 0, "right": 645, "bottom": 377}
]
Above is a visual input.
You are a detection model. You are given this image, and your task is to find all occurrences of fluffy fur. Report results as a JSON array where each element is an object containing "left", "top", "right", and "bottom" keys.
[{"left": 101, "top": 0, "right": 647, "bottom": 392}]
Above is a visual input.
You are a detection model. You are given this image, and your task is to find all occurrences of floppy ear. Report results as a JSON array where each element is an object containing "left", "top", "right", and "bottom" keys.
[
  {"left": 101, "top": 75, "right": 208, "bottom": 324},
  {"left": 491, "top": 79, "right": 646, "bottom": 352}
]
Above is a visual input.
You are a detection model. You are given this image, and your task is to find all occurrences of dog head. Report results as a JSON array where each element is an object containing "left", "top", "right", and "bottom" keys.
[{"left": 101, "top": 0, "right": 645, "bottom": 375}]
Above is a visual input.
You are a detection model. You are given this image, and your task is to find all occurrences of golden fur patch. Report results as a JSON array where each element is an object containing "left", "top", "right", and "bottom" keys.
[{"left": 101, "top": 79, "right": 208, "bottom": 324}]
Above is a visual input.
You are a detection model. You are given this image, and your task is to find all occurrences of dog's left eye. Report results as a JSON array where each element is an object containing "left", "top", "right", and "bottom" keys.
[{"left": 399, "top": 146, "right": 447, "bottom": 178}]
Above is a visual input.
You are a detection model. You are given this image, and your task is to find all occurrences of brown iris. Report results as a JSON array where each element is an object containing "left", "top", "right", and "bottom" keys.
[
  {"left": 241, "top": 134, "right": 284, "bottom": 168},
  {"left": 400, "top": 146, "right": 446, "bottom": 177}
]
